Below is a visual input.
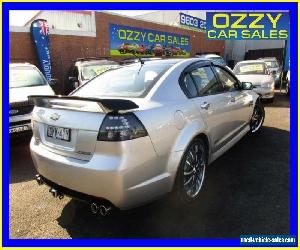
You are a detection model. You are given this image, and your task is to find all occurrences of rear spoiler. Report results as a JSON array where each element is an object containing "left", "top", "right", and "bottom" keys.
[{"left": 28, "top": 95, "right": 139, "bottom": 112}]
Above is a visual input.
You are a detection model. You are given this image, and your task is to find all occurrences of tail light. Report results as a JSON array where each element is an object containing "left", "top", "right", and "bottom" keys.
[{"left": 97, "top": 113, "right": 148, "bottom": 141}]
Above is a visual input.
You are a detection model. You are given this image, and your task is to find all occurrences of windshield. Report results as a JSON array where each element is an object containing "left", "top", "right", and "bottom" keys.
[
  {"left": 10, "top": 66, "right": 47, "bottom": 88},
  {"left": 264, "top": 60, "right": 279, "bottom": 68},
  {"left": 233, "top": 63, "right": 267, "bottom": 75},
  {"left": 81, "top": 63, "right": 120, "bottom": 81},
  {"left": 73, "top": 62, "right": 175, "bottom": 98}
]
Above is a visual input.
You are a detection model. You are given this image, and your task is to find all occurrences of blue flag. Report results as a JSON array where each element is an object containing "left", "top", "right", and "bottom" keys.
[{"left": 30, "top": 19, "right": 52, "bottom": 81}]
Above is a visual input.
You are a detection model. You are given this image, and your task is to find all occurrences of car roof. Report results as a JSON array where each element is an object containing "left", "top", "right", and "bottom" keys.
[
  {"left": 259, "top": 57, "right": 277, "bottom": 61},
  {"left": 122, "top": 57, "right": 162, "bottom": 62},
  {"left": 197, "top": 54, "right": 222, "bottom": 58},
  {"left": 236, "top": 60, "right": 266, "bottom": 64},
  {"left": 124, "top": 58, "right": 214, "bottom": 68},
  {"left": 10, "top": 62, "right": 37, "bottom": 67},
  {"left": 75, "top": 59, "right": 119, "bottom": 66}
]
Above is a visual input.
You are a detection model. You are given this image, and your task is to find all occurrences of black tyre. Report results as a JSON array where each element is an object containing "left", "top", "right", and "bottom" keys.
[
  {"left": 173, "top": 138, "right": 208, "bottom": 203},
  {"left": 250, "top": 100, "right": 265, "bottom": 133}
]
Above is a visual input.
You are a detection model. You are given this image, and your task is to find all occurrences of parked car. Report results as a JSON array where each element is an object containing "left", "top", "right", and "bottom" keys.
[
  {"left": 195, "top": 54, "right": 233, "bottom": 73},
  {"left": 118, "top": 43, "right": 139, "bottom": 54},
  {"left": 196, "top": 54, "right": 226, "bottom": 67},
  {"left": 175, "top": 47, "right": 186, "bottom": 55},
  {"left": 259, "top": 57, "right": 282, "bottom": 87},
  {"left": 30, "top": 58, "right": 264, "bottom": 215},
  {"left": 136, "top": 44, "right": 146, "bottom": 54},
  {"left": 233, "top": 60, "right": 275, "bottom": 102},
  {"left": 9, "top": 63, "right": 55, "bottom": 136},
  {"left": 163, "top": 46, "right": 173, "bottom": 57},
  {"left": 153, "top": 44, "right": 164, "bottom": 56},
  {"left": 118, "top": 43, "right": 130, "bottom": 54},
  {"left": 145, "top": 45, "right": 154, "bottom": 55},
  {"left": 285, "top": 70, "right": 290, "bottom": 95},
  {"left": 66, "top": 58, "right": 119, "bottom": 94}
]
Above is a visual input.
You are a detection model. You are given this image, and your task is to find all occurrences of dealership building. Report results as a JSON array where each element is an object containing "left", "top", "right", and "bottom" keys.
[{"left": 9, "top": 10, "right": 286, "bottom": 93}]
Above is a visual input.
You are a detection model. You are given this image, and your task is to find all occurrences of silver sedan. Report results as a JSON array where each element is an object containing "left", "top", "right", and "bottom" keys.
[{"left": 30, "top": 58, "right": 264, "bottom": 215}]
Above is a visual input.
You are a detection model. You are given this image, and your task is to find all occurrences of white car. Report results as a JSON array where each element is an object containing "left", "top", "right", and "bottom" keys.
[
  {"left": 9, "top": 63, "right": 55, "bottom": 136},
  {"left": 286, "top": 70, "right": 290, "bottom": 95},
  {"left": 259, "top": 57, "right": 282, "bottom": 87},
  {"left": 233, "top": 60, "right": 275, "bottom": 102},
  {"left": 30, "top": 58, "right": 264, "bottom": 215}
]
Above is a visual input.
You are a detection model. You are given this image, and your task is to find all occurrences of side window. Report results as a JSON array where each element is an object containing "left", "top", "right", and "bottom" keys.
[
  {"left": 181, "top": 73, "right": 198, "bottom": 98},
  {"left": 215, "top": 66, "right": 239, "bottom": 91},
  {"left": 190, "top": 66, "right": 223, "bottom": 95}
]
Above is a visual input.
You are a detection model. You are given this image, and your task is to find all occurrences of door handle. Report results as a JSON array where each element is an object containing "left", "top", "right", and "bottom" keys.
[{"left": 200, "top": 102, "right": 210, "bottom": 110}]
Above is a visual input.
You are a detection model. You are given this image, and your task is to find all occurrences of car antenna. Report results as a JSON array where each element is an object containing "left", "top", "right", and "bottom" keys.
[{"left": 132, "top": 52, "right": 144, "bottom": 65}]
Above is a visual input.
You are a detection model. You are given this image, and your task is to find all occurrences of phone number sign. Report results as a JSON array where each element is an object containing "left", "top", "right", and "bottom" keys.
[{"left": 206, "top": 12, "right": 289, "bottom": 40}]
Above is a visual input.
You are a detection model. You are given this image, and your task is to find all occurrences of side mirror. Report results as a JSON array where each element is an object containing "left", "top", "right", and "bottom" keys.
[
  {"left": 68, "top": 76, "right": 79, "bottom": 88},
  {"left": 49, "top": 78, "right": 59, "bottom": 87},
  {"left": 241, "top": 82, "right": 253, "bottom": 90}
]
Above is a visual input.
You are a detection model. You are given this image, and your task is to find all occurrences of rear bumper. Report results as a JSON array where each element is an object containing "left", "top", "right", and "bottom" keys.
[
  {"left": 30, "top": 136, "right": 173, "bottom": 209},
  {"left": 9, "top": 114, "right": 32, "bottom": 135}
]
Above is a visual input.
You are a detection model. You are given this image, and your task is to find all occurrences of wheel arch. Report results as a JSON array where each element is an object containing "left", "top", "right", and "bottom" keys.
[{"left": 167, "top": 128, "right": 211, "bottom": 191}]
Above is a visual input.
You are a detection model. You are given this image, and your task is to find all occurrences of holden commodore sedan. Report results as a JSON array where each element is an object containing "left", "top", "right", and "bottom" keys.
[
  {"left": 30, "top": 58, "right": 264, "bottom": 216},
  {"left": 233, "top": 60, "right": 275, "bottom": 102}
]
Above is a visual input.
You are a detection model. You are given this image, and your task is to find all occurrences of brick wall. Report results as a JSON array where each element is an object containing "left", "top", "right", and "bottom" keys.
[{"left": 10, "top": 12, "right": 225, "bottom": 94}]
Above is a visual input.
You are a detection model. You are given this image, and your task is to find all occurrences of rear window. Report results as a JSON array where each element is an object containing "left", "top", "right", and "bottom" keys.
[
  {"left": 233, "top": 63, "right": 267, "bottom": 75},
  {"left": 81, "top": 64, "right": 120, "bottom": 81},
  {"left": 10, "top": 66, "right": 47, "bottom": 88},
  {"left": 73, "top": 62, "right": 174, "bottom": 98}
]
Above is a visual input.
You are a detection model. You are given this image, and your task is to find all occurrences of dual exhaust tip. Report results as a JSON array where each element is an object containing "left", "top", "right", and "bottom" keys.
[
  {"left": 35, "top": 175, "right": 64, "bottom": 199},
  {"left": 35, "top": 174, "right": 112, "bottom": 216},
  {"left": 90, "top": 202, "right": 112, "bottom": 217},
  {"left": 49, "top": 188, "right": 64, "bottom": 200}
]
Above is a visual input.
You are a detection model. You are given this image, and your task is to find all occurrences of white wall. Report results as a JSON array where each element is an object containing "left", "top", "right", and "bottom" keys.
[
  {"left": 135, "top": 10, "right": 206, "bottom": 27},
  {"left": 25, "top": 11, "right": 96, "bottom": 33}
]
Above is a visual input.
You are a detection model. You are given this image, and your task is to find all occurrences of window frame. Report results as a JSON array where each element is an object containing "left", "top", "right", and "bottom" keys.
[
  {"left": 212, "top": 65, "right": 242, "bottom": 93},
  {"left": 189, "top": 65, "right": 224, "bottom": 97},
  {"left": 179, "top": 61, "right": 227, "bottom": 98}
]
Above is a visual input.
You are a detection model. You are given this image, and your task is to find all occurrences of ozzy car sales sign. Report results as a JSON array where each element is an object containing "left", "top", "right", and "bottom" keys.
[
  {"left": 206, "top": 12, "right": 289, "bottom": 40},
  {"left": 109, "top": 23, "right": 190, "bottom": 57}
]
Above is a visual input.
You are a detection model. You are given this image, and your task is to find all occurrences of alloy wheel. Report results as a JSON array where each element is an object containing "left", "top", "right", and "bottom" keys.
[
  {"left": 183, "top": 142, "right": 206, "bottom": 198},
  {"left": 250, "top": 104, "right": 264, "bottom": 133}
]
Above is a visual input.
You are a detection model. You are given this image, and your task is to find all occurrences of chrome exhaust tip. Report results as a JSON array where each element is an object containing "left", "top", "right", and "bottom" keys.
[
  {"left": 35, "top": 174, "right": 44, "bottom": 185},
  {"left": 90, "top": 203, "right": 99, "bottom": 214},
  {"left": 99, "top": 204, "right": 112, "bottom": 217},
  {"left": 49, "top": 188, "right": 58, "bottom": 198}
]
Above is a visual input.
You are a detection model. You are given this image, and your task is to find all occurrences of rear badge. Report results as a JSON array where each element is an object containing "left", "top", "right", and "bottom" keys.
[{"left": 50, "top": 113, "right": 60, "bottom": 121}]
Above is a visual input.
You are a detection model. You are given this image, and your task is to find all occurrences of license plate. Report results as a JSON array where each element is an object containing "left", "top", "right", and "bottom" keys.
[
  {"left": 47, "top": 126, "right": 71, "bottom": 141},
  {"left": 9, "top": 125, "right": 30, "bottom": 134}
]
